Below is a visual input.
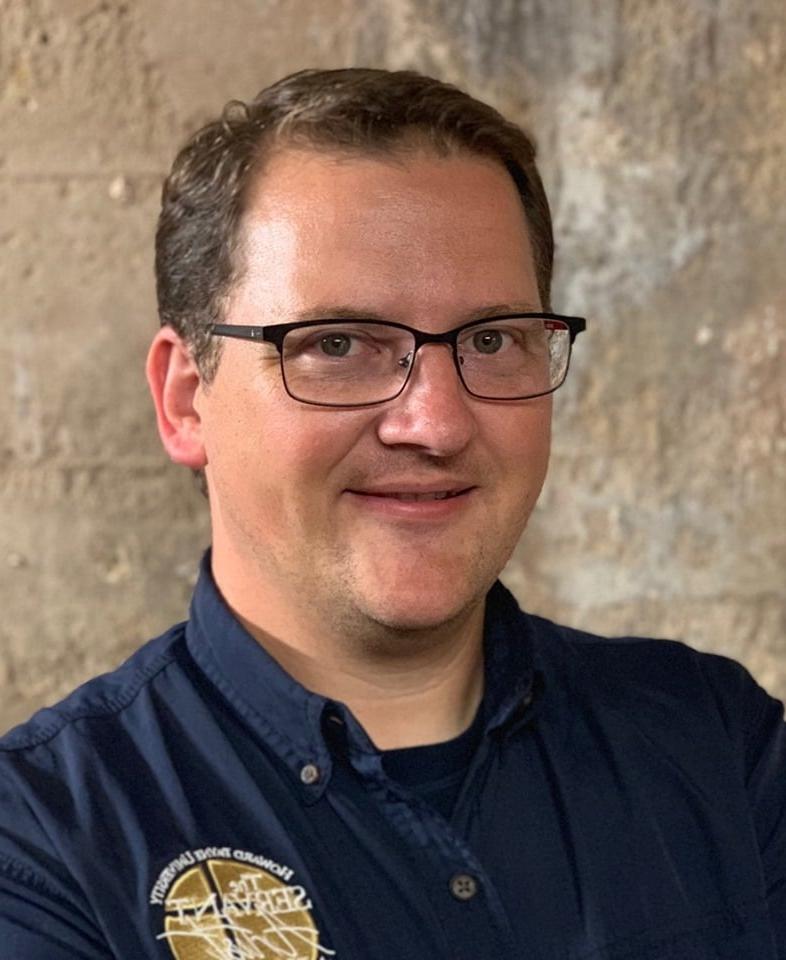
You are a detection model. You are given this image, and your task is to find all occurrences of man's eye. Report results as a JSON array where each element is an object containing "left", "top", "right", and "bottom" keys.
[
  {"left": 471, "top": 329, "right": 509, "bottom": 354},
  {"left": 319, "top": 333, "right": 354, "bottom": 357}
]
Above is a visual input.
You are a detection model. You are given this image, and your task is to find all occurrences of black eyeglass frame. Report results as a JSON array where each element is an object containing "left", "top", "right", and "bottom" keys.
[{"left": 210, "top": 312, "right": 587, "bottom": 407}]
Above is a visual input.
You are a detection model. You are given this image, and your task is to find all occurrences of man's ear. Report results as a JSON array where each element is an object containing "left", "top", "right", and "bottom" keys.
[{"left": 146, "top": 326, "right": 208, "bottom": 469}]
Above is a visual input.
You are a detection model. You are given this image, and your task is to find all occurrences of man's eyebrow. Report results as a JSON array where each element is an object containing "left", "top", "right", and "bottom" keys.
[
  {"left": 471, "top": 302, "right": 542, "bottom": 318},
  {"left": 289, "top": 305, "right": 390, "bottom": 323},
  {"left": 286, "top": 302, "right": 543, "bottom": 324}
]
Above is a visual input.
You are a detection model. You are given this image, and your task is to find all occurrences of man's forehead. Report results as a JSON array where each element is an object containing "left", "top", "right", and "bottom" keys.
[
  {"left": 237, "top": 142, "right": 530, "bottom": 262},
  {"left": 224, "top": 137, "right": 540, "bottom": 334}
]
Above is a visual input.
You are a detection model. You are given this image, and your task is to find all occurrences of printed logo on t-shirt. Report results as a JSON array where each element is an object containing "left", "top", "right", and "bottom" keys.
[{"left": 149, "top": 846, "right": 335, "bottom": 959}]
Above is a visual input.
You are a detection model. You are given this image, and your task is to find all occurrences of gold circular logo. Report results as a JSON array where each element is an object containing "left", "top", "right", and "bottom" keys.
[{"left": 160, "top": 857, "right": 325, "bottom": 959}]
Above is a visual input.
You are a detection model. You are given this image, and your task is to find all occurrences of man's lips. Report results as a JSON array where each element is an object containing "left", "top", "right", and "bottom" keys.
[
  {"left": 345, "top": 486, "right": 476, "bottom": 501},
  {"left": 343, "top": 484, "right": 477, "bottom": 519}
]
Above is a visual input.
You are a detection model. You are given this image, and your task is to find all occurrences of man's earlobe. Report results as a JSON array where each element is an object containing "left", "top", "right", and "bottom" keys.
[{"left": 146, "top": 327, "right": 208, "bottom": 469}]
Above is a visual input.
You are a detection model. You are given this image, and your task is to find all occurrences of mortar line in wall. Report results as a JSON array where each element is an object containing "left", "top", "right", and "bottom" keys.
[
  {"left": 0, "top": 171, "right": 166, "bottom": 183},
  {"left": 0, "top": 458, "right": 173, "bottom": 472}
]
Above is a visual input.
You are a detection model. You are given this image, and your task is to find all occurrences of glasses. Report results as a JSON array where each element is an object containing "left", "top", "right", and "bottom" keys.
[{"left": 210, "top": 313, "right": 586, "bottom": 407}]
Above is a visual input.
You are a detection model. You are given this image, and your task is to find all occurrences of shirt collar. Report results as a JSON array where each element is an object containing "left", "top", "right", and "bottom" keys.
[
  {"left": 481, "top": 579, "right": 538, "bottom": 734},
  {"left": 185, "top": 552, "right": 537, "bottom": 799}
]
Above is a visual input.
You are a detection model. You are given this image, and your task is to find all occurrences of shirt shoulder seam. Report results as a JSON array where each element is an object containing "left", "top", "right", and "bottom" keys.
[{"left": 0, "top": 643, "right": 183, "bottom": 754}]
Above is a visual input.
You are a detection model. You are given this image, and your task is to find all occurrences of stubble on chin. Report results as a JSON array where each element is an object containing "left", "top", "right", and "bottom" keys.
[{"left": 294, "top": 532, "right": 497, "bottom": 660}]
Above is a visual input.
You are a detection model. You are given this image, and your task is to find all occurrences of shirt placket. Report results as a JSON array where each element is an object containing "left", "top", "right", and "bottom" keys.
[{"left": 348, "top": 735, "right": 518, "bottom": 960}]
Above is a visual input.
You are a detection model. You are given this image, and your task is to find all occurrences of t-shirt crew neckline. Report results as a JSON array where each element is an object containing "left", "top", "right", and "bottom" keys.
[{"left": 380, "top": 703, "right": 486, "bottom": 819}]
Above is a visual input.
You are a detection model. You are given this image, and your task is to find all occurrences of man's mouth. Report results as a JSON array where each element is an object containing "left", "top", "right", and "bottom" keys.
[
  {"left": 343, "top": 484, "right": 477, "bottom": 520},
  {"left": 346, "top": 485, "right": 475, "bottom": 502},
  {"left": 369, "top": 490, "right": 467, "bottom": 502}
]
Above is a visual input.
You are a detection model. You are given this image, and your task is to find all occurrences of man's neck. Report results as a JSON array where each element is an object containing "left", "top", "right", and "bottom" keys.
[
  {"left": 212, "top": 553, "right": 486, "bottom": 750},
  {"left": 236, "top": 613, "right": 486, "bottom": 749}
]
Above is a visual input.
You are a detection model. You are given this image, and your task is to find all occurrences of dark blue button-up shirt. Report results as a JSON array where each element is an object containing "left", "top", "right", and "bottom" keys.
[{"left": 1, "top": 556, "right": 784, "bottom": 958}]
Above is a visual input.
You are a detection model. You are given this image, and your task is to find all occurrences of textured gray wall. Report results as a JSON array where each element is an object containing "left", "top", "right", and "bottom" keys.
[{"left": 1, "top": 0, "right": 784, "bottom": 732}]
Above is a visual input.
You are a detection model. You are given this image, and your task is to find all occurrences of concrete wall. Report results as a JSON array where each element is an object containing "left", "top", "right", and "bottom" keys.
[{"left": 1, "top": 0, "right": 784, "bottom": 732}]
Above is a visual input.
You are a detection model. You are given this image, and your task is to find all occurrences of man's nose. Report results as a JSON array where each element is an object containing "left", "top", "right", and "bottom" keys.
[{"left": 375, "top": 343, "right": 476, "bottom": 456}]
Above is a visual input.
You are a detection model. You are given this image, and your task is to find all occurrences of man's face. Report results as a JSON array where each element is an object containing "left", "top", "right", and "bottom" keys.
[{"left": 197, "top": 145, "right": 552, "bottom": 637}]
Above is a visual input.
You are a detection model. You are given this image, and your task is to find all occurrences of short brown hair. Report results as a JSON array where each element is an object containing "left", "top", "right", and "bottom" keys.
[{"left": 155, "top": 67, "right": 554, "bottom": 380}]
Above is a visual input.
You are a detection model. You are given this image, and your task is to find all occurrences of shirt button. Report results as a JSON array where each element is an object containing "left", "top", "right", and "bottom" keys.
[
  {"left": 449, "top": 873, "right": 478, "bottom": 901},
  {"left": 300, "top": 763, "right": 321, "bottom": 785}
]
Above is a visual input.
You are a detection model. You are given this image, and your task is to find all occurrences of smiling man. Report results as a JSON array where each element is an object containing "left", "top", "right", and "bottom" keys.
[
  {"left": 154, "top": 141, "right": 557, "bottom": 751},
  {"left": 0, "top": 69, "right": 784, "bottom": 959}
]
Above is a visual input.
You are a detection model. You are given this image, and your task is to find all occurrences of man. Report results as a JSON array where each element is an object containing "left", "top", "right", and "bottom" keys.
[{"left": 0, "top": 68, "right": 783, "bottom": 959}]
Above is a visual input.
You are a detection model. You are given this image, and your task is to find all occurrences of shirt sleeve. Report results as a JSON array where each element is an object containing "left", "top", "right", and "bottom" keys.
[
  {"left": 0, "top": 861, "right": 113, "bottom": 960},
  {"left": 744, "top": 682, "right": 786, "bottom": 957},
  {"left": 0, "top": 753, "right": 114, "bottom": 960}
]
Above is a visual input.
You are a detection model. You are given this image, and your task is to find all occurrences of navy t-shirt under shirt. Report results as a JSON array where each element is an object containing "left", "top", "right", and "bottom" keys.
[{"left": 382, "top": 705, "right": 485, "bottom": 821}]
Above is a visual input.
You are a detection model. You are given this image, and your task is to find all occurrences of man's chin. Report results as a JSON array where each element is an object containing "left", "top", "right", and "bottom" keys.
[
  {"left": 322, "top": 546, "right": 499, "bottom": 644},
  {"left": 351, "top": 580, "right": 487, "bottom": 640}
]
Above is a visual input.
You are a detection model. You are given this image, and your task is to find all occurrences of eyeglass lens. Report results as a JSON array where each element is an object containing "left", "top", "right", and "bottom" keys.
[{"left": 280, "top": 318, "right": 572, "bottom": 405}]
